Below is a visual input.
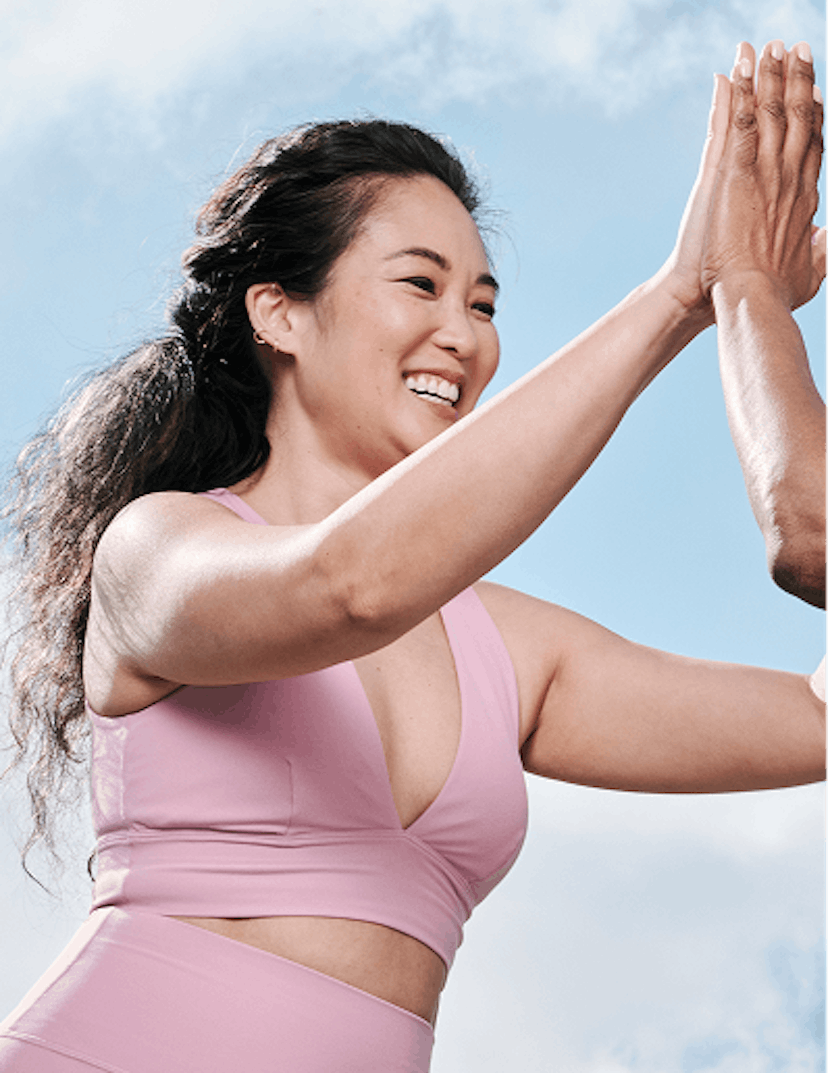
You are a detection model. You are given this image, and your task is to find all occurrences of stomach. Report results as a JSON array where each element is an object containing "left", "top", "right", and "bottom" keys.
[{"left": 171, "top": 914, "right": 446, "bottom": 1025}]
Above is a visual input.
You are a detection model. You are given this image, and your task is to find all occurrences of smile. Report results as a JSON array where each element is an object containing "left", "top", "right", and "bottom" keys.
[{"left": 403, "top": 373, "right": 461, "bottom": 407}]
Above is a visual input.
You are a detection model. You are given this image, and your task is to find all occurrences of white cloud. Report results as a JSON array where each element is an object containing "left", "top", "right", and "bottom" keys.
[
  {"left": 526, "top": 775, "right": 824, "bottom": 863},
  {"left": 0, "top": 0, "right": 823, "bottom": 150},
  {"left": 431, "top": 777, "right": 824, "bottom": 1072}
]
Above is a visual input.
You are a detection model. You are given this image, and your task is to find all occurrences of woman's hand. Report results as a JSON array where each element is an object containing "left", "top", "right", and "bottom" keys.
[
  {"left": 654, "top": 69, "right": 731, "bottom": 327},
  {"left": 702, "top": 41, "right": 825, "bottom": 309}
]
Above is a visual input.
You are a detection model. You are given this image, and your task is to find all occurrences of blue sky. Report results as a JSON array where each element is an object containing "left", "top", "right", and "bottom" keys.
[{"left": 0, "top": 1, "right": 825, "bottom": 1070}]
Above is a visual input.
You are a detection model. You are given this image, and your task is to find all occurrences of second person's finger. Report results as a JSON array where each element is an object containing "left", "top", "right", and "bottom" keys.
[
  {"left": 801, "top": 84, "right": 824, "bottom": 205},
  {"left": 729, "top": 42, "right": 759, "bottom": 169},
  {"left": 756, "top": 40, "right": 787, "bottom": 173},
  {"left": 782, "top": 42, "right": 816, "bottom": 177}
]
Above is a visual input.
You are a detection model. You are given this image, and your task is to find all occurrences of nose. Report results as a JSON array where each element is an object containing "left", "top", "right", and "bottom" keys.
[{"left": 432, "top": 301, "right": 479, "bottom": 360}]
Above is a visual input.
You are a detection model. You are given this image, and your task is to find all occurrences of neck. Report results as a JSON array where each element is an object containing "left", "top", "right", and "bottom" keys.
[{"left": 228, "top": 399, "right": 381, "bottom": 527}]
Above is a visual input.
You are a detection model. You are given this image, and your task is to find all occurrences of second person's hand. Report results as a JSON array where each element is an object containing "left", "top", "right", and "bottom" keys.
[{"left": 702, "top": 40, "right": 825, "bottom": 309}]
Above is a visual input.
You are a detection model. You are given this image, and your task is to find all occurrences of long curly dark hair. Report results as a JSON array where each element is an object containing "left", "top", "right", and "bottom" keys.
[{"left": 2, "top": 119, "right": 481, "bottom": 876}]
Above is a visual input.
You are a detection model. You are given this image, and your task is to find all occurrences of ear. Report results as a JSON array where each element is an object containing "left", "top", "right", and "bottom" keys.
[{"left": 245, "top": 282, "right": 306, "bottom": 354}]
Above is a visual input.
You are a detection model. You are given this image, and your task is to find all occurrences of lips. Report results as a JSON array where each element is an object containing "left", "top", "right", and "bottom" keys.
[{"left": 403, "top": 372, "right": 461, "bottom": 406}]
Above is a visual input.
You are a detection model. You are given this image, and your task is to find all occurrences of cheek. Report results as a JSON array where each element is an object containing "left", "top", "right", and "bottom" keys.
[{"left": 481, "top": 330, "right": 500, "bottom": 386}]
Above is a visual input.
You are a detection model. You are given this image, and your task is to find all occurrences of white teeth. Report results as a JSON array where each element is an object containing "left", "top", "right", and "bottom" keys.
[{"left": 404, "top": 374, "right": 460, "bottom": 405}]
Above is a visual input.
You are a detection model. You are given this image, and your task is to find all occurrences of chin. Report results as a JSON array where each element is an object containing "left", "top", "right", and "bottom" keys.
[{"left": 404, "top": 415, "right": 454, "bottom": 450}]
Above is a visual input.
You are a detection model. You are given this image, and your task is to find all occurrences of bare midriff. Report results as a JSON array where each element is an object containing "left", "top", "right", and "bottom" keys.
[{"left": 172, "top": 915, "right": 446, "bottom": 1025}]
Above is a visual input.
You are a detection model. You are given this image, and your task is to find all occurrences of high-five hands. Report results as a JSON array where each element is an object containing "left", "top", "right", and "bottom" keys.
[{"left": 703, "top": 40, "right": 825, "bottom": 308}]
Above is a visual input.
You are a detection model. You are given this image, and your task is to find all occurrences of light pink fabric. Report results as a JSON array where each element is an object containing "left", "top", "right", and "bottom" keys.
[
  {"left": 0, "top": 908, "right": 433, "bottom": 1072},
  {"left": 89, "top": 488, "right": 528, "bottom": 968}
]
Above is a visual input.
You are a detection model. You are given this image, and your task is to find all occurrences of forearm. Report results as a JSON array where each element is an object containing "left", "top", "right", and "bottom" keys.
[
  {"left": 319, "top": 277, "right": 705, "bottom": 640},
  {"left": 713, "top": 273, "right": 826, "bottom": 606},
  {"left": 109, "top": 277, "right": 709, "bottom": 686}
]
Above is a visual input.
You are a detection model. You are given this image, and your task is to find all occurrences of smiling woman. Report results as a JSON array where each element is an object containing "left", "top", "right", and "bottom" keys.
[
  {"left": 0, "top": 49, "right": 825, "bottom": 1073},
  {"left": 241, "top": 177, "right": 500, "bottom": 483}
]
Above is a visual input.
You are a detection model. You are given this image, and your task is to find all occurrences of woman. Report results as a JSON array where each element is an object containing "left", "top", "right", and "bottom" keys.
[{"left": 0, "top": 42, "right": 823, "bottom": 1072}]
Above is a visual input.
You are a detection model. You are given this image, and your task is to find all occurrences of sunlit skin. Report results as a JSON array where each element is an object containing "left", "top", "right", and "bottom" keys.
[{"left": 83, "top": 43, "right": 825, "bottom": 1033}]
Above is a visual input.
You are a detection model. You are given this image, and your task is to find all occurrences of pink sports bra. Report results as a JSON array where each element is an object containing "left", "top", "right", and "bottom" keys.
[{"left": 89, "top": 489, "right": 528, "bottom": 968}]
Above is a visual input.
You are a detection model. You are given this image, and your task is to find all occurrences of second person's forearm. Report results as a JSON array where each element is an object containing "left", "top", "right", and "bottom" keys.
[{"left": 713, "top": 273, "right": 826, "bottom": 604}]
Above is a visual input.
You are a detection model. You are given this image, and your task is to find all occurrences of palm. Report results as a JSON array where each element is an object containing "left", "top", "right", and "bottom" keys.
[{"left": 658, "top": 75, "right": 730, "bottom": 323}]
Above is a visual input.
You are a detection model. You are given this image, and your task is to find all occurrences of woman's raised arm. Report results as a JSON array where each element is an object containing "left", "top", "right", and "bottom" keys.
[{"left": 89, "top": 75, "right": 736, "bottom": 699}]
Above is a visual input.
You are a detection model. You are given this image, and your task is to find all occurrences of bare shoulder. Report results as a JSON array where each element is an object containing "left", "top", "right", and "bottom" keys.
[
  {"left": 91, "top": 488, "right": 286, "bottom": 603},
  {"left": 473, "top": 581, "right": 636, "bottom": 747},
  {"left": 473, "top": 580, "right": 575, "bottom": 744},
  {"left": 85, "top": 487, "right": 332, "bottom": 712},
  {"left": 86, "top": 492, "right": 245, "bottom": 713},
  {"left": 474, "top": 578, "right": 607, "bottom": 653},
  {"left": 95, "top": 490, "right": 245, "bottom": 566}
]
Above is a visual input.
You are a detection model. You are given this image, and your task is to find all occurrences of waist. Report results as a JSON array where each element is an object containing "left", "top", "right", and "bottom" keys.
[
  {"left": 172, "top": 914, "right": 446, "bottom": 1025},
  {"left": 92, "top": 828, "right": 476, "bottom": 968}
]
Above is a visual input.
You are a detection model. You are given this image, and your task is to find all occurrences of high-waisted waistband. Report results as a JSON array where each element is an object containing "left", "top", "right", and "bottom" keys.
[
  {"left": 92, "top": 828, "right": 474, "bottom": 967},
  {"left": 0, "top": 908, "right": 434, "bottom": 1073}
]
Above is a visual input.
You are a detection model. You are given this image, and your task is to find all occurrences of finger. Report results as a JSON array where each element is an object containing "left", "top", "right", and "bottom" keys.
[
  {"left": 700, "top": 73, "right": 731, "bottom": 180},
  {"left": 680, "top": 75, "right": 730, "bottom": 217},
  {"left": 728, "top": 42, "right": 758, "bottom": 169},
  {"left": 674, "top": 73, "right": 730, "bottom": 250},
  {"left": 782, "top": 41, "right": 816, "bottom": 177},
  {"left": 756, "top": 40, "right": 787, "bottom": 172},
  {"left": 802, "top": 84, "right": 824, "bottom": 206}
]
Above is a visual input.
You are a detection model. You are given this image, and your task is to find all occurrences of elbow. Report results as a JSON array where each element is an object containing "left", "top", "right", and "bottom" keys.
[
  {"left": 767, "top": 521, "right": 826, "bottom": 609},
  {"left": 333, "top": 573, "right": 397, "bottom": 640},
  {"left": 313, "top": 531, "right": 417, "bottom": 652}
]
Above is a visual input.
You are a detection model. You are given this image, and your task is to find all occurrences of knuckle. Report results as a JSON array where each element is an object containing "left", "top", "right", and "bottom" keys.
[
  {"left": 791, "top": 101, "right": 815, "bottom": 126},
  {"left": 792, "top": 57, "right": 816, "bottom": 85},
  {"left": 760, "top": 98, "right": 787, "bottom": 125},
  {"left": 733, "top": 109, "right": 758, "bottom": 134}
]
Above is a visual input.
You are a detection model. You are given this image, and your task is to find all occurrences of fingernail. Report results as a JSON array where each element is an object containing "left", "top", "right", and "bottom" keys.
[
  {"left": 796, "top": 42, "right": 812, "bottom": 64},
  {"left": 769, "top": 40, "right": 784, "bottom": 61},
  {"left": 738, "top": 57, "right": 753, "bottom": 79},
  {"left": 814, "top": 85, "right": 824, "bottom": 105}
]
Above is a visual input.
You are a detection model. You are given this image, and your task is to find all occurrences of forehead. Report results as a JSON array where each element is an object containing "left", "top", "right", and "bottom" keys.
[{"left": 347, "top": 175, "right": 490, "bottom": 274}]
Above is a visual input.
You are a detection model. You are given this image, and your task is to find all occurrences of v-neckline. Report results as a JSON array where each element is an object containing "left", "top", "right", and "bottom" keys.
[
  {"left": 209, "top": 490, "right": 466, "bottom": 834},
  {"left": 348, "top": 603, "right": 465, "bottom": 834}
]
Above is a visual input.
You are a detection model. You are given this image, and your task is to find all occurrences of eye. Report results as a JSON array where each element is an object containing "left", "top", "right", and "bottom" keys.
[
  {"left": 403, "top": 276, "right": 437, "bottom": 294},
  {"left": 472, "top": 300, "right": 496, "bottom": 318}
]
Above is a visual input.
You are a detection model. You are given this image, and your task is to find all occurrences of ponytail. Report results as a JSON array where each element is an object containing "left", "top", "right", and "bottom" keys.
[{"left": 3, "top": 324, "right": 270, "bottom": 875}]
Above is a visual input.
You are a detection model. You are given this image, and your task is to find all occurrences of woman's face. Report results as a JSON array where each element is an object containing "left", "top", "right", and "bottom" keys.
[{"left": 279, "top": 175, "right": 500, "bottom": 478}]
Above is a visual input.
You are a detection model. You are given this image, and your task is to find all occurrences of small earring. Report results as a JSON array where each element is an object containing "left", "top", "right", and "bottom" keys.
[{"left": 253, "top": 330, "right": 267, "bottom": 345}]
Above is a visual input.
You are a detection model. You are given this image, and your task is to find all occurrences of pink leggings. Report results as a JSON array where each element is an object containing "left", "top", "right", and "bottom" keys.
[{"left": 0, "top": 908, "right": 434, "bottom": 1072}]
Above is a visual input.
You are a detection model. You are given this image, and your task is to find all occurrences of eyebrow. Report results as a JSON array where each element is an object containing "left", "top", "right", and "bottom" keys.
[{"left": 386, "top": 247, "right": 499, "bottom": 294}]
